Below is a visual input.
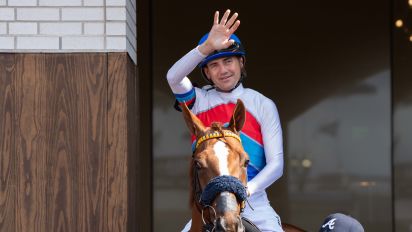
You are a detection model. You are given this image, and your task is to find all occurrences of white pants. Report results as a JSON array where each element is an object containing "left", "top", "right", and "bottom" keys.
[{"left": 181, "top": 191, "right": 284, "bottom": 232}]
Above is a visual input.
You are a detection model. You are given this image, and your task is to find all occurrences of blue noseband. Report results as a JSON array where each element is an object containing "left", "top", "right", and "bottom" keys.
[{"left": 200, "top": 175, "right": 247, "bottom": 207}]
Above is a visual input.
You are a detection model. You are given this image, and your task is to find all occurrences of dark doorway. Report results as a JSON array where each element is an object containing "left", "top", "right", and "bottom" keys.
[{"left": 152, "top": 1, "right": 391, "bottom": 231}]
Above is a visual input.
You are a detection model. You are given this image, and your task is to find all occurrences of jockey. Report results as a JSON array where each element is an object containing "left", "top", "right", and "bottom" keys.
[{"left": 166, "top": 9, "right": 285, "bottom": 232}]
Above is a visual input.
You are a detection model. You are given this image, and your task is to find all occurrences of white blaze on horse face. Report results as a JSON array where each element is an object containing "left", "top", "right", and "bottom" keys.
[{"left": 213, "top": 140, "right": 230, "bottom": 175}]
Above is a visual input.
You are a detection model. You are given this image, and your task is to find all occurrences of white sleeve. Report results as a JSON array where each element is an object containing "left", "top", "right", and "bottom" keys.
[
  {"left": 166, "top": 46, "right": 207, "bottom": 94},
  {"left": 247, "top": 98, "right": 284, "bottom": 195}
]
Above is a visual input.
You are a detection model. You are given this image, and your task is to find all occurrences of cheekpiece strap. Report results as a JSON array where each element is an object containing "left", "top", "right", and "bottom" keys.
[{"left": 196, "top": 130, "right": 241, "bottom": 149}]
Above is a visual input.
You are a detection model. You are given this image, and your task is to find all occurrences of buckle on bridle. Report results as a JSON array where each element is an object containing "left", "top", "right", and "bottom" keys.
[{"left": 201, "top": 205, "right": 217, "bottom": 227}]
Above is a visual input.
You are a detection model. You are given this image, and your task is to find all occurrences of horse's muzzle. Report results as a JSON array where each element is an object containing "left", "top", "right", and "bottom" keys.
[
  {"left": 214, "top": 215, "right": 245, "bottom": 232},
  {"left": 213, "top": 192, "right": 245, "bottom": 232}
]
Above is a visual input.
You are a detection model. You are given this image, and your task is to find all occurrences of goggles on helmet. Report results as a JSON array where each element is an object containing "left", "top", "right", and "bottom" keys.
[{"left": 198, "top": 33, "right": 246, "bottom": 68}]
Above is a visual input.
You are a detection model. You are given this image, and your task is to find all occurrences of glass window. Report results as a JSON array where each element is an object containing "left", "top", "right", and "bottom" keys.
[
  {"left": 393, "top": 1, "right": 412, "bottom": 229},
  {"left": 283, "top": 72, "right": 391, "bottom": 231}
]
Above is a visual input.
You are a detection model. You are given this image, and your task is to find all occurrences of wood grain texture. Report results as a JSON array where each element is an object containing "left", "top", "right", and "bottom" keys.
[
  {"left": 107, "top": 53, "right": 128, "bottom": 232},
  {"left": 14, "top": 54, "right": 47, "bottom": 232},
  {"left": 0, "top": 52, "right": 136, "bottom": 232},
  {"left": 126, "top": 56, "right": 138, "bottom": 232},
  {"left": 0, "top": 54, "right": 16, "bottom": 232},
  {"left": 45, "top": 54, "right": 80, "bottom": 232},
  {"left": 74, "top": 54, "right": 108, "bottom": 232}
]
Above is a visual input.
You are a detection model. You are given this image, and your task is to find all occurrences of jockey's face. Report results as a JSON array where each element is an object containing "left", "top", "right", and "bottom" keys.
[{"left": 204, "top": 56, "right": 243, "bottom": 92}]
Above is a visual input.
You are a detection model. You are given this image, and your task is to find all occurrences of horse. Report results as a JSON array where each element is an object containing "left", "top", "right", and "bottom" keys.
[
  {"left": 181, "top": 99, "right": 306, "bottom": 232},
  {"left": 181, "top": 99, "right": 249, "bottom": 231}
]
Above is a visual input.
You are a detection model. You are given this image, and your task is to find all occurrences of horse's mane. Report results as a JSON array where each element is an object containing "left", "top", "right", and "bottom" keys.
[{"left": 189, "top": 158, "right": 195, "bottom": 207}]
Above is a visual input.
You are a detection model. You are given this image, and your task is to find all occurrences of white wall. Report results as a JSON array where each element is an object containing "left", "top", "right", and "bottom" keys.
[{"left": 0, "top": 0, "right": 137, "bottom": 63}]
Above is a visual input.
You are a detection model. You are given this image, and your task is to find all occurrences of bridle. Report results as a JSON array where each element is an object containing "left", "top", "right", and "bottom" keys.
[
  {"left": 192, "top": 160, "right": 216, "bottom": 231},
  {"left": 195, "top": 130, "right": 241, "bottom": 149},
  {"left": 192, "top": 130, "right": 247, "bottom": 232}
]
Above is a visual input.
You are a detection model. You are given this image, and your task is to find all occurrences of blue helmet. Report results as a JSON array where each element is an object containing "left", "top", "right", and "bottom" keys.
[{"left": 198, "top": 33, "right": 246, "bottom": 68}]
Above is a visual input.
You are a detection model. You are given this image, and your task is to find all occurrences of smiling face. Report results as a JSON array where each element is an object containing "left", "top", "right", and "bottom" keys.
[{"left": 203, "top": 56, "right": 244, "bottom": 92}]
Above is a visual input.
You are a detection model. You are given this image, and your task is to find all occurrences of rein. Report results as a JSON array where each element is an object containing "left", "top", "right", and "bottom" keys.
[{"left": 192, "top": 162, "right": 216, "bottom": 231}]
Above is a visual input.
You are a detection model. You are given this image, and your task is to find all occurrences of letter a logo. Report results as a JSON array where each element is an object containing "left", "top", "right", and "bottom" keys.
[{"left": 322, "top": 218, "right": 337, "bottom": 230}]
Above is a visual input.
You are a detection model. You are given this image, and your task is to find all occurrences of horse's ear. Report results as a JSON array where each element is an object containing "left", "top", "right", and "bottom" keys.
[
  {"left": 181, "top": 102, "right": 206, "bottom": 137},
  {"left": 229, "top": 99, "right": 246, "bottom": 133}
]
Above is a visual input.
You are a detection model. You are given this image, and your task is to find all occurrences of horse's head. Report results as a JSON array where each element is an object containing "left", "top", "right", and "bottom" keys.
[{"left": 181, "top": 99, "right": 250, "bottom": 232}]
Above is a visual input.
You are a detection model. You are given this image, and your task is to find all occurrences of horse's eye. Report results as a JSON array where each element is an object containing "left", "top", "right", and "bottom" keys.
[{"left": 244, "top": 159, "right": 250, "bottom": 167}]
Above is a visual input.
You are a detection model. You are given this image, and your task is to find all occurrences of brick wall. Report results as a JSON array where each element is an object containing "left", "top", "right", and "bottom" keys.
[{"left": 0, "top": 0, "right": 137, "bottom": 63}]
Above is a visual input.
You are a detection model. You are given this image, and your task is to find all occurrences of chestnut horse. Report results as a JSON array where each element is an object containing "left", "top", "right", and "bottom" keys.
[
  {"left": 181, "top": 99, "right": 249, "bottom": 231},
  {"left": 181, "top": 99, "right": 305, "bottom": 232}
]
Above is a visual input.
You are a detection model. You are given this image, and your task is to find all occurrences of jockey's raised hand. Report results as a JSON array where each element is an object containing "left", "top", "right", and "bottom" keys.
[{"left": 198, "top": 9, "right": 240, "bottom": 55}]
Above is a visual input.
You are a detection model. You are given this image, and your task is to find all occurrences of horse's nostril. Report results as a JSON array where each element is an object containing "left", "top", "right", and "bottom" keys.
[
  {"left": 237, "top": 216, "right": 245, "bottom": 232},
  {"left": 215, "top": 217, "right": 227, "bottom": 231},
  {"left": 215, "top": 216, "right": 245, "bottom": 232}
]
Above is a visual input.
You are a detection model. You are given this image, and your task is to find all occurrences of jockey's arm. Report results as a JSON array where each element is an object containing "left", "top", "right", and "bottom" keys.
[
  {"left": 247, "top": 98, "right": 284, "bottom": 195},
  {"left": 166, "top": 47, "right": 206, "bottom": 95}
]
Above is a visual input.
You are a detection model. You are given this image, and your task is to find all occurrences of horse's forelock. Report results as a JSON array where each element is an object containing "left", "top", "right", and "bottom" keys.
[{"left": 210, "top": 122, "right": 223, "bottom": 131}]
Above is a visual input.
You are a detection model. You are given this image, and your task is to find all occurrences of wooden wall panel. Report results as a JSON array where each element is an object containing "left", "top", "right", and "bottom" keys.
[
  {"left": 106, "top": 53, "right": 138, "bottom": 232},
  {"left": 107, "top": 53, "right": 128, "bottom": 232},
  {"left": 126, "top": 55, "right": 139, "bottom": 232},
  {"left": 14, "top": 54, "right": 47, "bottom": 232},
  {"left": 0, "top": 54, "right": 16, "bottom": 232},
  {"left": 72, "top": 54, "right": 108, "bottom": 232},
  {"left": 45, "top": 54, "right": 80, "bottom": 232},
  {"left": 43, "top": 54, "right": 110, "bottom": 232},
  {"left": 0, "top": 52, "right": 137, "bottom": 232}
]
